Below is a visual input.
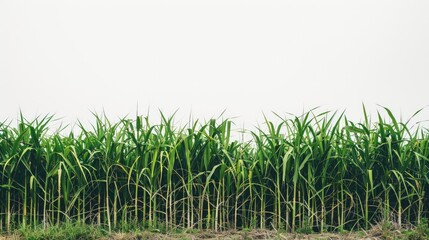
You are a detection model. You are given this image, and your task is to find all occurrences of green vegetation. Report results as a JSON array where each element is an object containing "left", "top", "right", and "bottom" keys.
[
  {"left": 16, "top": 222, "right": 106, "bottom": 240},
  {"left": 0, "top": 106, "right": 428, "bottom": 236}
]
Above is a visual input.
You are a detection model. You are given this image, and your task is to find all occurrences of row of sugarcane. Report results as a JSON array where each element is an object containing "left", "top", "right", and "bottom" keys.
[{"left": 0, "top": 108, "right": 428, "bottom": 233}]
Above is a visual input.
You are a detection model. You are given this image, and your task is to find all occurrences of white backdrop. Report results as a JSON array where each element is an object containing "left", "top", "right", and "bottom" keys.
[{"left": 1, "top": 0, "right": 428, "bottom": 131}]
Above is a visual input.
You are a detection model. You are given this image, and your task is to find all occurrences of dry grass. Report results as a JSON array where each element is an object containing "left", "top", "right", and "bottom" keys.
[
  {"left": 0, "top": 229, "right": 412, "bottom": 240},
  {"left": 106, "top": 229, "right": 406, "bottom": 240}
]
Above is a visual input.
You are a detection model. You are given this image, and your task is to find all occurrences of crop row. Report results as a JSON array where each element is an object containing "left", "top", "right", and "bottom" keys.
[{"left": 0, "top": 108, "right": 428, "bottom": 233}]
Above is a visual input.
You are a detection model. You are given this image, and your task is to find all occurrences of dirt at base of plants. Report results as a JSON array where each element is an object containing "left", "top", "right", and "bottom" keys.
[
  {"left": 0, "top": 228, "right": 417, "bottom": 240},
  {"left": 108, "top": 229, "right": 407, "bottom": 240}
]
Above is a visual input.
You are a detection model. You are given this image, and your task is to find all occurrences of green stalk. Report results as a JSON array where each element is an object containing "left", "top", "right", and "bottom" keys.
[{"left": 57, "top": 166, "right": 62, "bottom": 226}]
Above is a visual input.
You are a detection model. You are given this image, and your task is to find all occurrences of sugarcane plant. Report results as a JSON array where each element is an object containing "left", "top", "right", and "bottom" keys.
[{"left": 0, "top": 107, "right": 428, "bottom": 233}]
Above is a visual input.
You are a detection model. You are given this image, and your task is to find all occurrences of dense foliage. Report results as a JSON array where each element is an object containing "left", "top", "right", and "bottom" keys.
[{"left": 1, "top": 108, "right": 428, "bottom": 233}]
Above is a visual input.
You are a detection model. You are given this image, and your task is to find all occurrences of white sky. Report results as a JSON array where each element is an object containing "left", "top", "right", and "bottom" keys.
[{"left": 1, "top": 0, "right": 429, "bottom": 130}]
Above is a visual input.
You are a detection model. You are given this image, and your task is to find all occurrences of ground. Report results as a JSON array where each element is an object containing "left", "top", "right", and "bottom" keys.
[{"left": 0, "top": 228, "right": 423, "bottom": 240}]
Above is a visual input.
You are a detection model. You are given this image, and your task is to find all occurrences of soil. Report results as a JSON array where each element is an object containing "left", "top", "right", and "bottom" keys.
[
  {"left": 0, "top": 227, "right": 412, "bottom": 239},
  {"left": 108, "top": 229, "right": 403, "bottom": 240}
]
